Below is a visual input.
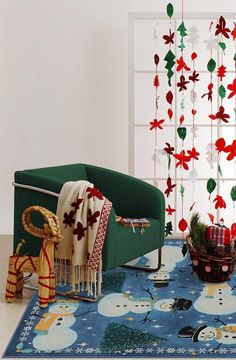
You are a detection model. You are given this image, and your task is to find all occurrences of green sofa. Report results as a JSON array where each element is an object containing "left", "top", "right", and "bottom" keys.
[{"left": 13, "top": 163, "right": 165, "bottom": 271}]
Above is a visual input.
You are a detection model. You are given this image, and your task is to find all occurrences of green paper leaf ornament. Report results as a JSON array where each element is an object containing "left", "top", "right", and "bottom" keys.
[
  {"left": 218, "top": 85, "right": 226, "bottom": 99},
  {"left": 180, "top": 184, "right": 185, "bottom": 198},
  {"left": 177, "top": 126, "right": 187, "bottom": 141},
  {"left": 207, "top": 178, "right": 216, "bottom": 194},
  {"left": 207, "top": 58, "right": 216, "bottom": 73},
  {"left": 167, "top": 3, "right": 174, "bottom": 18},
  {"left": 231, "top": 186, "right": 236, "bottom": 201},
  {"left": 219, "top": 42, "right": 226, "bottom": 53}
]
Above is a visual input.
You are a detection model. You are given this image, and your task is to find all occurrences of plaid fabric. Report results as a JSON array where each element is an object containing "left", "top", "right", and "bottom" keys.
[{"left": 206, "top": 225, "right": 231, "bottom": 245}]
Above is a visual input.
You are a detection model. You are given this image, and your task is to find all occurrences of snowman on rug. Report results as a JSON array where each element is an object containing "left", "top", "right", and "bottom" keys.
[
  {"left": 33, "top": 300, "right": 79, "bottom": 351},
  {"left": 148, "top": 270, "right": 174, "bottom": 288},
  {"left": 193, "top": 282, "right": 236, "bottom": 315},
  {"left": 179, "top": 322, "right": 236, "bottom": 345},
  {"left": 98, "top": 292, "right": 192, "bottom": 317}
]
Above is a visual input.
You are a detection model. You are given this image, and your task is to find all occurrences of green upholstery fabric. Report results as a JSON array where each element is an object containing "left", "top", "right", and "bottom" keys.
[{"left": 13, "top": 163, "right": 165, "bottom": 270}]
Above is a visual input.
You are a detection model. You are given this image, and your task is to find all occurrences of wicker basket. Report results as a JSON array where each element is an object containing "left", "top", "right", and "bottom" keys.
[{"left": 186, "top": 235, "right": 236, "bottom": 282}]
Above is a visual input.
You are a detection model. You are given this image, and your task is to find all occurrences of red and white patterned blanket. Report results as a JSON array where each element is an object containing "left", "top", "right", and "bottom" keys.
[{"left": 55, "top": 180, "right": 112, "bottom": 294}]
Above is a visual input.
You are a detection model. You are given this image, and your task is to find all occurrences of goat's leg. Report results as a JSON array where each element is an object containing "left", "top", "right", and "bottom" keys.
[
  {"left": 15, "top": 271, "right": 24, "bottom": 298},
  {"left": 5, "top": 257, "right": 17, "bottom": 303}
]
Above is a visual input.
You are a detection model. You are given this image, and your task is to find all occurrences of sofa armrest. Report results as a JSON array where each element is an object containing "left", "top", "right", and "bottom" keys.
[{"left": 85, "top": 164, "right": 165, "bottom": 224}]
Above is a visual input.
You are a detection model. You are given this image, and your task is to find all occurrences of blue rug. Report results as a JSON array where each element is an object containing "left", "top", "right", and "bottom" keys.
[{"left": 3, "top": 240, "right": 236, "bottom": 358}]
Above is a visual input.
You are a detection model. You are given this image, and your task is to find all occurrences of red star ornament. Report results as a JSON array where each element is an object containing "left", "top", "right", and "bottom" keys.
[
  {"left": 166, "top": 204, "right": 176, "bottom": 216},
  {"left": 149, "top": 119, "right": 165, "bottom": 130}
]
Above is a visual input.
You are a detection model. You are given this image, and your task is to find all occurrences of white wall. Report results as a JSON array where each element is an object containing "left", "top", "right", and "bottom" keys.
[{"left": 1, "top": 0, "right": 235, "bottom": 234}]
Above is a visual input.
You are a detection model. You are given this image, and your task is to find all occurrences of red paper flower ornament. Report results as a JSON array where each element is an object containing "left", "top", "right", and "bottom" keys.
[
  {"left": 224, "top": 140, "right": 236, "bottom": 161},
  {"left": 149, "top": 119, "right": 165, "bottom": 130},
  {"left": 173, "top": 150, "right": 191, "bottom": 170},
  {"left": 163, "top": 142, "right": 174, "bottom": 155},
  {"left": 176, "top": 56, "right": 190, "bottom": 72},
  {"left": 213, "top": 195, "right": 226, "bottom": 209},
  {"left": 227, "top": 78, "right": 236, "bottom": 99},
  {"left": 177, "top": 75, "right": 190, "bottom": 92},
  {"left": 164, "top": 177, "right": 176, "bottom": 197},
  {"left": 215, "top": 137, "right": 226, "bottom": 152},
  {"left": 163, "top": 29, "right": 175, "bottom": 45},
  {"left": 209, "top": 106, "right": 230, "bottom": 123},
  {"left": 215, "top": 16, "right": 230, "bottom": 39},
  {"left": 189, "top": 70, "right": 200, "bottom": 83},
  {"left": 187, "top": 147, "right": 200, "bottom": 160}
]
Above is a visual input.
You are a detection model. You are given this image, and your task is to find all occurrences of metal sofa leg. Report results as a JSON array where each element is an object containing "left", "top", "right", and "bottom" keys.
[{"left": 123, "top": 248, "right": 162, "bottom": 272}]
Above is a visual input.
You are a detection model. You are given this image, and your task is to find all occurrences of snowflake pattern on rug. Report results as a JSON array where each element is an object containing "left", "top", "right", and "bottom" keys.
[{"left": 3, "top": 240, "right": 236, "bottom": 358}]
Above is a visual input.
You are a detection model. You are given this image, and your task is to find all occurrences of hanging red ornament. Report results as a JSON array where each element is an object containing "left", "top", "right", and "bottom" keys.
[
  {"left": 217, "top": 65, "right": 227, "bottom": 81},
  {"left": 213, "top": 195, "right": 226, "bottom": 209},
  {"left": 192, "top": 109, "right": 197, "bottom": 115},
  {"left": 163, "top": 30, "right": 175, "bottom": 45},
  {"left": 168, "top": 108, "right": 173, "bottom": 120},
  {"left": 189, "top": 70, "right": 200, "bottom": 83},
  {"left": 164, "top": 177, "right": 176, "bottom": 197},
  {"left": 166, "top": 91, "right": 173, "bottom": 105},
  {"left": 209, "top": 106, "right": 230, "bottom": 123},
  {"left": 154, "top": 54, "right": 160, "bottom": 66},
  {"left": 153, "top": 75, "right": 160, "bottom": 87},
  {"left": 176, "top": 56, "right": 191, "bottom": 72},
  {"left": 166, "top": 204, "right": 176, "bottom": 216},
  {"left": 163, "top": 142, "right": 174, "bottom": 155},
  {"left": 215, "top": 16, "right": 230, "bottom": 39},
  {"left": 177, "top": 75, "right": 190, "bottom": 91},
  {"left": 224, "top": 140, "right": 236, "bottom": 161},
  {"left": 174, "top": 150, "right": 191, "bottom": 170},
  {"left": 149, "top": 119, "right": 165, "bottom": 130},
  {"left": 179, "top": 114, "right": 184, "bottom": 125},
  {"left": 191, "top": 52, "right": 197, "bottom": 61},
  {"left": 187, "top": 147, "right": 200, "bottom": 160},
  {"left": 215, "top": 137, "right": 226, "bottom": 152},
  {"left": 201, "top": 83, "right": 213, "bottom": 102},
  {"left": 227, "top": 78, "right": 236, "bottom": 99},
  {"left": 178, "top": 218, "right": 188, "bottom": 232}
]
